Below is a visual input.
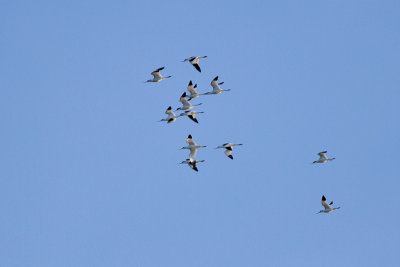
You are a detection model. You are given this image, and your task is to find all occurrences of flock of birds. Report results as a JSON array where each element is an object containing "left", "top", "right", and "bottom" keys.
[{"left": 146, "top": 56, "right": 340, "bottom": 214}]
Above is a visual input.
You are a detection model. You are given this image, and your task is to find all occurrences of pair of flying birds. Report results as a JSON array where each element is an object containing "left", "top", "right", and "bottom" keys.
[
  {"left": 146, "top": 56, "right": 207, "bottom": 83},
  {"left": 179, "top": 134, "right": 243, "bottom": 172}
]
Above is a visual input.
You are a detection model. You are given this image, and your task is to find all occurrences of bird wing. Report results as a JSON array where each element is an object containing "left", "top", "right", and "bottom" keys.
[
  {"left": 211, "top": 76, "right": 219, "bottom": 87},
  {"left": 211, "top": 77, "right": 221, "bottom": 92},
  {"left": 165, "top": 106, "right": 173, "bottom": 114},
  {"left": 318, "top": 151, "right": 328, "bottom": 160},
  {"left": 188, "top": 84, "right": 198, "bottom": 95},
  {"left": 224, "top": 149, "right": 232, "bottom": 157},
  {"left": 232, "top": 144, "right": 243, "bottom": 147},
  {"left": 180, "top": 97, "right": 191, "bottom": 107},
  {"left": 192, "top": 63, "right": 201, "bottom": 72},
  {"left": 188, "top": 115, "right": 198, "bottom": 123},
  {"left": 151, "top": 67, "right": 164, "bottom": 78},
  {"left": 186, "top": 138, "right": 196, "bottom": 146},
  {"left": 185, "top": 56, "right": 195, "bottom": 61},
  {"left": 322, "top": 197, "right": 332, "bottom": 210}
]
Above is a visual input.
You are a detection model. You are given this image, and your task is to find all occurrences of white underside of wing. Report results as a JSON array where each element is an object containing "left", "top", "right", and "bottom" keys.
[
  {"left": 322, "top": 200, "right": 332, "bottom": 210},
  {"left": 224, "top": 149, "right": 232, "bottom": 157}
]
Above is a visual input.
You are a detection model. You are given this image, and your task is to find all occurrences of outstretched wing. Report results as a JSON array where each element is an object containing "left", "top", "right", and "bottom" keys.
[
  {"left": 151, "top": 67, "right": 164, "bottom": 78},
  {"left": 318, "top": 151, "right": 328, "bottom": 160},
  {"left": 188, "top": 115, "right": 199, "bottom": 123},
  {"left": 321, "top": 195, "right": 332, "bottom": 210},
  {"left": 192, "top": 63, "right": 201, "bottom": 72}
]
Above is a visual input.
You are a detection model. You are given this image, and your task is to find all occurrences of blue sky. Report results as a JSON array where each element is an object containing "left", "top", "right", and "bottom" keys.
[{"left": 1, "top": 0, "right": 400, "bottom": 266}]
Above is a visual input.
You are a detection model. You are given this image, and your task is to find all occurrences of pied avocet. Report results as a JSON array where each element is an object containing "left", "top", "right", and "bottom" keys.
[
  {"left": 183, "top": 56, "right": 207, "bottom": 72},
  {"left": 215, "top": 143, "right": 243, "bottom": 160},
  {"left": 317, "top": 195, "right": 340, "bottom": 214},
  {"left": 145, "top": 67, "right": 171, "bottom": 83},
  {"left": 313, "top": 151, "right": 336, "bottom": 164},
  {"left": 203, "top": 76, "right": 231, "bottom": 95}
]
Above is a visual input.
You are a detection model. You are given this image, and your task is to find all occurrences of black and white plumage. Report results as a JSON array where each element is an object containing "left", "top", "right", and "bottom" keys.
[
  {"left": 317, "top": 195, "right": 341, "bottom": 214},
  {"left": 187, "top": 80, "right": 202, "bottom": 100},
  {"left": 145, "top": 67, "right": 172, "bottom": 82},
  {"left": 180, "top": 159, "right": 205, "bottom": 172},
  {"left": 215, "top": 143, "right": 243, "bottom": 160},
  {"left": 179, "top": 110, "right": 204, "bottom": 123},
  {"left": 203, "top": 76, "right": 231, "bottom": 95},
  {"left": 176, "top": 92, "right": 203, "bottom": 111},
  {"left": 313, "top": 151, "right": 336, "bottom": 164},
  {"left": 159, "top": 106, "right": 181, "bottom": 123},
  {"left": 183, "top": 56, "right": 207, "bottom": 72},
  {"left": 180, "top": 134, "right": 207, "bottom": 162}
]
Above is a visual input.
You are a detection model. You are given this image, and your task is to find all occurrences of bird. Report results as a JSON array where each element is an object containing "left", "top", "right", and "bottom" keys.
[
  {"left": 187, "top": 80, "right": 202, "bottom": 100},
  {"left": 203, "top": 76, "right": 231, "bottom": 95},
  {"left": 176, "top": 92, "right": 202, "bottom": 111},
  {"left": 180, "top": 159, "right": 205, "bottom": 172},
  {"left": 182, "top": 56, "right": 207, "bottom": 72},
  {"left": 179, "top": 110, "right": 204, "bottom": 123},
  {"left": 313, "top": 151, "right": 336, "bottom": 164},
  {"left": 145, "top": 67, "right": 172, "bottom": 82},
  {"left": 215, "top": 143, "right": 243, "bottom": 160},
  {"left": 317, "top": 195, "right": 341, "bottom": 214},
  {"left": 159, "top": 106, "right": 181, "bottom": 123},
  {"left": 180, "top": 134, "right": 206, "bottom": 162}
]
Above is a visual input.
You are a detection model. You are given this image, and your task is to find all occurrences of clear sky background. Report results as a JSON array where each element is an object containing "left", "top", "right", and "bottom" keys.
[{"left": 1, "top": 0, "right": 400, "bottom": 266}]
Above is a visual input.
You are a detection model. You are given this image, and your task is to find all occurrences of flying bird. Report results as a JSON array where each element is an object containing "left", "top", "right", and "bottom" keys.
[
  {"left": 180, "top": 134, "right": 206, "bottom": 162},
  {"left": 183, "top": 56, "right": 207, "bottom": 72},
  {"left": 159, "top": 106, "right": 181, "bottom": 123},
  {"left": 313, "top": 151, "right": 336, "bottom": 164},
  {"left": 187, "top": 80, "right": 202, "bottom": 100},
  {"left": 145, "top": 67, "right": 172, "bottom": 82},
  {"left": 176, "top": 92, "right": 202, "bottom": 111},
  {"left": 179, "top": 110, "right": 204, "bottom": 123},
  {"left": 215, "top": 143, "right": 243, "bottom": 160},
  {"left": 180, "top": 159, "right": 205, "bottom": 172},
  {"left": 203, "top": 76, "right": 231, "bottom": 95},
  {"left": 317, "top": 195, "right": 341, "bottom": 214}
]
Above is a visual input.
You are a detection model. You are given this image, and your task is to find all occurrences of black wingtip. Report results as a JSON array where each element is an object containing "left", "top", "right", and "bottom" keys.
[
  {"left": 167, "top": 106, "right": 172, "bottom": 110},
  {"left": 193, "top": 166, "right": 199, "bottom": 172},
  {"left": 329, "top": 201, "right": 333, "bottom": 205},
  {"left": 189, "top": 80, "right": 192, "bottom": 85},
  {"left": 322, "top": 195, "right": 326, "bottom": 201},
  {"left": 193, "top": 63, "right": 201, "bottom": 72},
  {"left": 213, "top": 76, "right": 218, "bottom": 81},
  {"left": 194, "top": 84, "right": 197, "bottom": 88},
  {"left": 228, "top": 155, "right": 233, "bottom": 160},
  {"left": 188, "top": 134, "right": 192, "bottom": 139},
  {"left": 181, "top": 92, "right": 186, "bottom": 97}
]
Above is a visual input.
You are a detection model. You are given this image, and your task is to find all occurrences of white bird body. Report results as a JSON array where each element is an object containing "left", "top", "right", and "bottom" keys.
[
  {"left": 183, "top": 56, "right": 207, "bottom": 72},
  {"left": 179, "top": 110, "right": 204, "bottom": 123},
  {"left": 176, "top": 92, "right": 202, "bottom": 111},
  {"left": 180, "top": 159, "right": 205, "bottom": 172},
  {"left": 313, "top": 151, "right": 336, "bottom": 164},
  {"left": 146, "top": 67, "right": 172, "bottom": 82},
  {"left": 180, "top": 134, "right": 206, "bottom": 162},
  {"left": 159, "top": 106, "right": 181, "bottom": 123},
  {"left": 215, "top": 143, "right": 243, "bottom": 160},
  {"left": 317, "top": 195, "right": 340, "bottom": 213},
  {"left": 203, "top": 76, "right": 231, "bottom": 95}
]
